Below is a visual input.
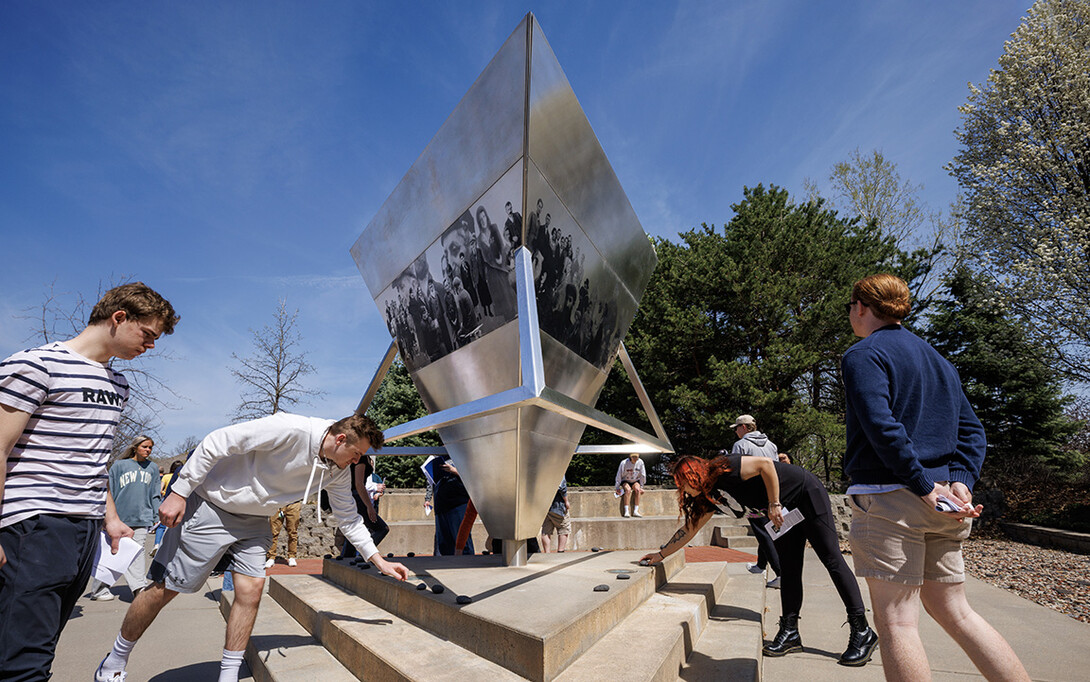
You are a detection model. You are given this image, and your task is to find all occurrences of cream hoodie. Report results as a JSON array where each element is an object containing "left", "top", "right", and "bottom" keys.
[{"left": 169, "top": 412, "right": 378, "bottom": 560}]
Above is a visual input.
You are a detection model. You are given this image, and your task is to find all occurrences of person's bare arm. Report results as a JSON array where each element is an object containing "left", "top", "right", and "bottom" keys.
[
  {"left": 0, "top": 404, "right": 33, "bottom": 569},
  {"left": 103, "top": 490, "right": 134, "bottom": 554},
  {"left": 640, "top": 511, "right": 714, "bottom": 564}
]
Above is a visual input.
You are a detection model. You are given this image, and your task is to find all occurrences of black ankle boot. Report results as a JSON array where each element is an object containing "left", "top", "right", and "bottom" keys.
[
  {"left": 763, "top": 614, "right": 803, "bottom": 657},
  {"left": 838, "top": 613, "right": 879, "bottom": 666}
]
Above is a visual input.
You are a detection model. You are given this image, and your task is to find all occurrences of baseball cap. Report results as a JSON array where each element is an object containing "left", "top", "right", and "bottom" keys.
[{"left": 730, "top": 414, "right": 756, "bottom": 429}]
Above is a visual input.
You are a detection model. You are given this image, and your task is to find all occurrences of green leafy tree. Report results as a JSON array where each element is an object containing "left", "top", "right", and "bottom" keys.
[
  {"left": 365, "top": 360, "right": 440, "bottom": 488},
  {"left": 590, "top": 185, "right": 924, "bottom": 484},
  {"left": 922, "top": 266, "right": 1083, "bottom": 480},
  {"left": 816, "top": 148, "right": 958, "bottom": 303},
  {"left": 948, "top": 0, "right": 1090, "bottom": 380}
]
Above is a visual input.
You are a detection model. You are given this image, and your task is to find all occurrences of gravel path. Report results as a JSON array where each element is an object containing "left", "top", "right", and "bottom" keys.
[{"left": 962, "top": 535, "right": 1090, "bottom": 623}]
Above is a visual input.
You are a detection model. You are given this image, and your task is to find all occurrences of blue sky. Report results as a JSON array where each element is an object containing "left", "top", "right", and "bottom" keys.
[{"left": 0, "top": 1, "right": 1030, "bottom": 454}]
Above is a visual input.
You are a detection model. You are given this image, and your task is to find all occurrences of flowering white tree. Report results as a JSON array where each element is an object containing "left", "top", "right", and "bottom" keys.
[{"left": 948, "top": 0, "right": 1090, "bottom": 380}]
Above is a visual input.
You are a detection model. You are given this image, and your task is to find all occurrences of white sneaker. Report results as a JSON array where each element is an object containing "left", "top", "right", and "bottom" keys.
[
  {"left": 766, "top": 576, "right": 781, "bottom": 589},
  {"left": 264, "top": 558, "right": 275, "bottom": 569},
  {"left": 94, "top": 655, "right": 127, "bottom": 681},
  {"left": 747, "top": 563, "right": 765, "bottom": 574},
  {"left": 623, "top": 509, "right": 631, "bottom": 518},
  {"left": 287, "top": 557, "right": 297, "bottom": 567},
  {"left": 89, "top": 588, "right": 115, "bottom": 601},
  {"left": 632, "top": 507, "right": 642, "bottom": 517}
]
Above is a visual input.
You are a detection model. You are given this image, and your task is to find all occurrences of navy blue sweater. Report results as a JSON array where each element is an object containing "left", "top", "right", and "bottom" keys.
[{"left": 842, "top": 325, "right": 986, "bottom": 496}]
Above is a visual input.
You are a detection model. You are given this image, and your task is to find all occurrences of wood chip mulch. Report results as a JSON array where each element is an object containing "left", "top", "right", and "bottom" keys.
[{"left": 962, "top": 535, "right": 1090, "bottom": 623}]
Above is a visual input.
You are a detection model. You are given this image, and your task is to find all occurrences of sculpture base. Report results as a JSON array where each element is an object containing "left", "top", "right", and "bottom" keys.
[{"left": 225, "top": 550, "right": 766, "bottom": 681}]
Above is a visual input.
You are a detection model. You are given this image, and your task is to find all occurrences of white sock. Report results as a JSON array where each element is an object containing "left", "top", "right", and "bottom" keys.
[
  {"left": 102, "top": 634, "right": 136, "bottom": 672},
  {"left": 218, "top": 649, "right": 245, "bottom": 682}
]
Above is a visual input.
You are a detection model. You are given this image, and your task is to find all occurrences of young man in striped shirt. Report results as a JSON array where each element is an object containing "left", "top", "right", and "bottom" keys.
[{"left": 0, "top": 282, "right": 178, "bottom": 681}]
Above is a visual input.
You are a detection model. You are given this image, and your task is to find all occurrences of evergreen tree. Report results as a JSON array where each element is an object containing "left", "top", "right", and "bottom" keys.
[
  {"left": 588, "top": 184, "right": 925, "bottom": 484},
  {"left": 365, "top": 360, "right": 440, "bottom": 488},
  {"left": 923, "top": 266, "right": 1082, "bottom": 480}
]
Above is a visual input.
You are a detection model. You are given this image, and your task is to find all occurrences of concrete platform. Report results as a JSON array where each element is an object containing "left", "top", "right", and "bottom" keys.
[
  {"left": 318, "top": 550, "right": 684, "bottom": 680},
  {"left": 52, "top": 544, "right": 1090, "bottom": 681},
  {"left": 220, "top": 549, "right": 765, "bottom": 681}
]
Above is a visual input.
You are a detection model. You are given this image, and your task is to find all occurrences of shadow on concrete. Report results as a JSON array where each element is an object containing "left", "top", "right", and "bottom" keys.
[
  {"left": 464, "top": 551, "right": 615, "bottom": 601},
  {"left": 149, "top": 661, "right": 232, "bottom": 681}
]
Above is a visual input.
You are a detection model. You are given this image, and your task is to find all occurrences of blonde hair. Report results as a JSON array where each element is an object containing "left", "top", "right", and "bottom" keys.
[
  {"left": 121, "top": 435, "right": 154, "bottom": 460},
  {"left": 852, "top": 274, "right": 910, "bottom": 322}
]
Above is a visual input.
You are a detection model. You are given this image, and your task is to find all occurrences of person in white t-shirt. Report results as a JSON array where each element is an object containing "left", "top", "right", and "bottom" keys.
[{"left": 615, "top": 453, "right": 647, "bottom": 517}]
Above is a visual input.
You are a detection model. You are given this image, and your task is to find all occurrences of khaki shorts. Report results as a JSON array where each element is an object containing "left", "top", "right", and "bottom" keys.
[
  {"left": 541, "top": 510, "right": 571, "bottom": 536},
  {"left": 848, "top": 487, "right": 972, "bottom": 586}
]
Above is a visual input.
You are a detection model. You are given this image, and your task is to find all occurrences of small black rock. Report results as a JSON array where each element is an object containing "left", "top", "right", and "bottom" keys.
[
  {"left": 323, "top": 554, "right": 333, "bottom": 559},
  {"left": 431, "top": 584, "right": 445, "bottom": 594},
  {"left": 591, "top": 547, "right": 602, "bottom": 552},
  {"left": 617, "top": 573, "right": 631, "bottom": 580},
  {"left": 416, "top": 583, "right": 427, "bottom": 590},
  {"left": 387, "top": 553, "right": 394, "bottom": 558},
  {"left": 593, "top": 584, "right": 610, "bottom": 592},
  {"left": 482, "top": 551, "right": 490, "bottom": 555},
  {"left": 407, "top": 552, "right": 415, "bottom": 557},
  {"left": 360, "top": 563, "right": 371, "bottom": 570},
  {"left": 456, "top": 595, "right": 472, "bottom": 605}
]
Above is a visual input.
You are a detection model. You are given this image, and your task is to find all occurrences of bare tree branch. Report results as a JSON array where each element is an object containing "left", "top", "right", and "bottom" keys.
[{"left": 229, "top": 299, "right": 324, "bottom": 422}]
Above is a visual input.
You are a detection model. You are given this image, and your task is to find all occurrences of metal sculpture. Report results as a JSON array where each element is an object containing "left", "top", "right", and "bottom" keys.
[{"left": 351, "top": 13, "right": 670, "bottom": 565}]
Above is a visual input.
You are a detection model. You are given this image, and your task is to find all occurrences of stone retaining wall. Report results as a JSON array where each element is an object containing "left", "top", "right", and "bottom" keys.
[
  {"left": 272, "top": 488, "right": 859, "bottom": 558},
  {"left": 1001, "top": 522, "right": 1090, "bottom": 555}
]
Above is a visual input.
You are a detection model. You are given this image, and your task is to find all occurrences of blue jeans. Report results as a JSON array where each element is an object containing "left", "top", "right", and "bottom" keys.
[{"left": 0, "top": 515, "right": 100, "bottom": 681}]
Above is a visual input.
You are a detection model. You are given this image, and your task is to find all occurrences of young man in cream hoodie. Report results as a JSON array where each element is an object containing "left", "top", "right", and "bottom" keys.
[{"left": 94, "top": 412, "right": 410, "bottom": 682}]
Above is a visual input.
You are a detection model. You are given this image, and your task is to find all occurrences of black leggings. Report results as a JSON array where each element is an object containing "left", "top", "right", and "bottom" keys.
[{"left": 775, "top": 486, "right": 865, "bottom": 619}]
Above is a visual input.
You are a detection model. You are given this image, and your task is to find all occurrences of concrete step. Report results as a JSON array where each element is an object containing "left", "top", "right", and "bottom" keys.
[
  {"left": 269, "top": 574, "right": 527, "bottom": 681},
  {"left": 371, "top": 514, "right": 755, "bottom": 556},
  {"left": 556, "top": 561, "right": 732, "bottom": 681},
  {"left": 678, "top": 563, "right": 766, "bottom": 682},
  {"left": 219, "top": 587, "right": 358, "bottom": 682},
  {"left": 554, "top": 592, "right": 697, "bottom": 682},
  {"left": 377, "top": 487, "right": 681, "bottom": 522},
  {"left": 319, "top": 550, "right": 685, "bottom": 681}
]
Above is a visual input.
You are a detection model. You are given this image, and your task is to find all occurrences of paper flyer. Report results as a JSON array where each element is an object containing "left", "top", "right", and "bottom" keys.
[
  {"left": 91, "top": 531, "right": 143, "bottom": 585},
  {"left": 766, "top": 507, "right": 804, "bottom": 540}
]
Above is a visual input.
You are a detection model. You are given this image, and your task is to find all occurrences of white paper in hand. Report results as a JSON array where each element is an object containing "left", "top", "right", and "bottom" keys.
[
  {"left": 91, "top": 531, "right": 143, "bottom": 585},
  {"left": 765, "top": 507, "right": 805, "bottom": 541}
]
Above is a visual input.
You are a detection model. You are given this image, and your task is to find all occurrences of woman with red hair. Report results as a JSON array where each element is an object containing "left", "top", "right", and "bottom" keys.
[{"left": 641, "top": 453, "right": 878, "bottom": 667}]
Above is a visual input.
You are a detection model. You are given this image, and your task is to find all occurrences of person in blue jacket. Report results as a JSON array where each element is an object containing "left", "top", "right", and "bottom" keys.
[{"left": 843, "top": 273, "right": 1028, "bottom": 681}]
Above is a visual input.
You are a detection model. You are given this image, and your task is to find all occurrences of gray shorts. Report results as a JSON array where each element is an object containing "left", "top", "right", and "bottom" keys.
[{"left": 149, "top": 494, "right": 272, "bottom": 593}]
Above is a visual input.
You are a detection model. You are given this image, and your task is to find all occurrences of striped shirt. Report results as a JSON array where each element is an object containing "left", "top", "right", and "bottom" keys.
[{"left": 0, "top": 342, "right": 128, "bottom": 528}]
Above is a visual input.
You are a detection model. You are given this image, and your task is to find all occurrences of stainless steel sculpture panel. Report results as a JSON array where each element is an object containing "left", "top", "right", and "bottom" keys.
[{"left": 352, "top": 14, "right": 667, "bottom": 550}]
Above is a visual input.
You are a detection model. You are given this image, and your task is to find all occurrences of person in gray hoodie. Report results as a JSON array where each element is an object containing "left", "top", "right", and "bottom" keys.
[
  {"left": 730, "top": 414, "right": 783, "bottom": 587},
  {"left": 94, "top": 412, "right": 410, "bottom": 682}
]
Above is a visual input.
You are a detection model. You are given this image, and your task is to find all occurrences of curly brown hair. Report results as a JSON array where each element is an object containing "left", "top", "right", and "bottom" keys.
[
  {"left": 330, "top": 414, "right": 385, "bottom": 451},
  {"left": 88, "top": 282, "right": 179, "bottom": 334},
  {"left": 672, "top": 454, "right": 734, "bottom": 527}
]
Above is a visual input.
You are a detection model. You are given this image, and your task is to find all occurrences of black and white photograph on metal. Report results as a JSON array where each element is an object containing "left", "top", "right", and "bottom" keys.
[{"left": 377, "top": 163, "right": 523, "bottom": 372}]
